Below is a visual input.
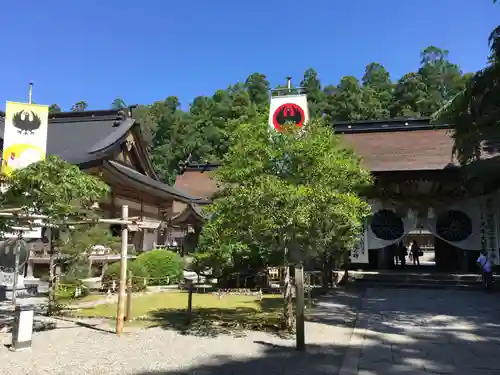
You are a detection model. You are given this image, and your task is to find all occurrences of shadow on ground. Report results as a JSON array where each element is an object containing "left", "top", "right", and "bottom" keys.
[
  {"left": 146, "top": 288, "right": 363, "bottom": 338},
  {"left": 133, "top": 341, "right": 348, "bottom": 375},
  {"left": 147, "top": 306, "right": 285, "bottom": 337},
  {"left": 134, "top": 288, "right": 500, "bottom": 375}
]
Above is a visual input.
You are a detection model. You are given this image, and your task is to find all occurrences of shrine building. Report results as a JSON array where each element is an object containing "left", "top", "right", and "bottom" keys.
[
  {"left": 173, "top": 117, "right": 500, "bottom": 273},
  {"left": 0, "top": 109, "right": 208, "bottom": 278}
]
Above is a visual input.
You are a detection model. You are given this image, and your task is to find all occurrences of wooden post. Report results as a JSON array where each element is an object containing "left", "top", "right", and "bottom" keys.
[
  {"left": 307, "top": 273, "right": 312, "bottom": 309},
  {"left": 115, "top": 205, "right": 128, "bottom": 335},
  {"left": 295, "top": 263, "right": 305, "bottom": 352},
  {"left": 125, "top": 270, "right": 132, "bottom": 322},
  {"left": 186, "top": 281, "right": 194, "bottom": 325},
  {"left": 11, "top": 239, "right": 21, "bottom": 306}
]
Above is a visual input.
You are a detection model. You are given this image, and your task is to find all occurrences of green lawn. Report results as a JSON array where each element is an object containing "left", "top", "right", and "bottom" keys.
[
  {"left": 76, "top": 291, "right": 288, "bottom": 335},
  {"left": 59, "top": 293, "right": 107, "bottom": 304}
]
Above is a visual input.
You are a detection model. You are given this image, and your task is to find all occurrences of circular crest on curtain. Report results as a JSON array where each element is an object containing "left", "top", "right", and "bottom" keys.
[
  {"left": 370, "top": 209, "right": 405, "bottom": 241},
  {"left": 435, "top": 210, "right": 472, "bottom": 242}
]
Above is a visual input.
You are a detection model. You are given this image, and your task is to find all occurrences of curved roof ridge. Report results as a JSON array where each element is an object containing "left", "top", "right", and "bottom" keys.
[{"left": 89, "top": 118, "right": 135, "bottom": 154}]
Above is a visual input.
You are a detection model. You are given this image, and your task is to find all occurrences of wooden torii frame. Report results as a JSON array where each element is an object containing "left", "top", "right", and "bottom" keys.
[{"left": 0, "top": 205, "right": 144, "bottom": 335}]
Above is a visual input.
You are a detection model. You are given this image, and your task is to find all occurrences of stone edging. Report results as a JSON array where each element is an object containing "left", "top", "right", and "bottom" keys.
[{"left": 338, "top": 289, "right": 368, "bottom": 375}]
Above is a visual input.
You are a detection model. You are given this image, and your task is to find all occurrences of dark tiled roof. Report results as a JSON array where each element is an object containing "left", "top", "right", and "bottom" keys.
[
  {"left": 0, "top": 110, "right": 133, "bottom": 165},
  {"left": 0, "top": 109, "right": 203, "bottom": 203},
  {"left": 106, "top": 161, "right": 210, "bottom": 204}
]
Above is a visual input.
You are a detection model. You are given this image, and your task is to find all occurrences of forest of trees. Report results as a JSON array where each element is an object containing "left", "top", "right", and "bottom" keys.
[{"left": 48, "top": 46, "right": 477, "bottom": 184}]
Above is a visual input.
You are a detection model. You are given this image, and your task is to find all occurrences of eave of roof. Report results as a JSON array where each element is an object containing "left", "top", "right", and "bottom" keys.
[
  {"left": 334, "top": 117, "right": 449, "bottom": 134},
  {"left": 182, "top": 163, "right": 220, "bottom": 173},
  {"left": 104, "top": 160, "right": 210, "bottom": 204}
]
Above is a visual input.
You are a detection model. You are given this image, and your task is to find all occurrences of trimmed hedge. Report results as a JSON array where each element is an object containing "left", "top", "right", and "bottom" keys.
[
  {"left": 135, "top": 250, "right": 183, "bottom": 286},
  {"left": 103, "top": 260, "right": 149, "bottom": 291}
]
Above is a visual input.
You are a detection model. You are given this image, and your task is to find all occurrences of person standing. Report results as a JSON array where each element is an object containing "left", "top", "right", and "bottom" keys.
[
  {"left": 477, "top": 250, "right": 493, "bottom": 291},
  {"left": 393, "top": 245, "right": 399, "bottom": 268},
  {"left": 411, "top": 240, "right": 421, "bottom": 267}
]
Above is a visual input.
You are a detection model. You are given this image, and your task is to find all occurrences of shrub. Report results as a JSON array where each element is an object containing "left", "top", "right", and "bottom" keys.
[
  {"left": 103, "top": 260, "right": 149, "bottom": 292},
  {"left": 136, "top": 250, "right": 183, "bottom": 285}
]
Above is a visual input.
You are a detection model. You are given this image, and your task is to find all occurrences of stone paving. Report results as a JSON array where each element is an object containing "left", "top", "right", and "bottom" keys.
[
  {"left": 354, "top": 288, "right": 500, "bottom": 375},
  {"left": 0, "top": 290, "right": 362, "bottom": 375}
]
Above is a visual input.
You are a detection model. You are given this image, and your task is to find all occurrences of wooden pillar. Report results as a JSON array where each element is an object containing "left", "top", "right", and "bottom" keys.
[
  {"left": 111, "top": 191, "right": 116, "bottom": 218},
  {"left": 88, "top": 258, "right": 93, "bottom": 277}
]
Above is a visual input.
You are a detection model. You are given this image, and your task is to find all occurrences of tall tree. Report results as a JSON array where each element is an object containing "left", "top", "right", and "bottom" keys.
[
  {"left": 199, "top": 118, "right": 372, "bottom": 330},
  {"left": 71, "top": 101, "right": 88, "bottom": 112},
  {"left": 301, "top": 68, "right": 326, "bottom": 119},
  {"left": 325, "top": 76, "right": 366, "bottom": 121},
  {"left": 244, "top": 73, "right": 270, "bottom": 109},
  {"left": 418, "top": 46, "right": 464, "bottom": 115},
  {"left": 391, "top": 73, "right": 428, "bottom": 117},
  {"left": 434, "top": 1, "right": 500, "bottom": 164},
  {"left": 362, "top": 62, "right": 393, "bottom": 119},
  {"left": 48, "top": 104, "right": 61, "bottom": 113},
  {"left": 111, "top": 97, "right": 127, "bottom": 110}
]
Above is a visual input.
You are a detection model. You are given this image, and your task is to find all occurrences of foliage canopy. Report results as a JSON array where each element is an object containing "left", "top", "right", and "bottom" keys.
[{"left": 197, "top": 117, "right": 372, "bottom": 273}]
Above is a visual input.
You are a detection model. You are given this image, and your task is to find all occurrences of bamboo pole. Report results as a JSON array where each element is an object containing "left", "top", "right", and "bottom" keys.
[{"left": 115, "top": 205, "right": 129, "bottom": 335}]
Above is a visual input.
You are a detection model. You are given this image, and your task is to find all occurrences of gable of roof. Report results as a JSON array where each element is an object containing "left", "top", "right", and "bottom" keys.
[{"left": 171, "top": 203, "right": 209, "bottom": 225}]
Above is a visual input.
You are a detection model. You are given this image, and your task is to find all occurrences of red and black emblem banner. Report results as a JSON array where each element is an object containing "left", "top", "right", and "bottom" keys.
[{"left": 272, "top": 103, "right": 305, "bottom": 131}]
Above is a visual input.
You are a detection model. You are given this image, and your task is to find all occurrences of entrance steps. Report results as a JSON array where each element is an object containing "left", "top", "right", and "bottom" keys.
[{"left": 347, "top": 270, "right": 498, "bottom": 290}]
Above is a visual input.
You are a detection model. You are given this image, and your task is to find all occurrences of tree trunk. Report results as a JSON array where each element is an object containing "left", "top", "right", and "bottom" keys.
[
  {"left": 47, "top": 253, "right": 56, "bottom": 315},
  {"left": 282, "top": 265, "right": 295, "bottom": 331},
  {"left": 47, "top": 229, "right": 56, "bottom": 316},
  {"left": 337, "top": 251, "right": 350, "bottom": 286},
  {"left": 322, "top": 252, "right": 333, "bottom": 290}
]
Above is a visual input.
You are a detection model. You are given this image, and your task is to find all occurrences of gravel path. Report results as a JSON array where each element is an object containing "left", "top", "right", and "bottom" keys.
[{"left": 0, "top": 290, "right": 362, "bottom": 375}]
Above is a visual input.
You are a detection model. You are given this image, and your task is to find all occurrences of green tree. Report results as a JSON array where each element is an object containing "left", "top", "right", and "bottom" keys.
[
  {"left": 58, "top": 225, "right": 121, "bottom": 279},
  {"left": 433, "top": 1, "right": 500, "bottom": 164},
  {"left": 391, "top": 72, "right": 428, "bottom": 117},
  {"left": 111, "top": 97, "right": 127, "bottom": 110},
  {"left": 132, "top": 104, "right": 157, "bottom": 145},
  {"left": 71, "top": 101, "right": 88, "bottom": 112},
  {"left": 300, "top": 68, "right": 326, "bottom": 119},
  {"left": 325, "top": 76, "right": 366, "bottom": 121},
  {"left": 362, "top": 62, "right": 393, "bottom": 119},
  {"left": 48, "top": 104, "right": 61, "bottom": 113},
  {"left": 103, "top": 260, "right": 149, "bottom": 291},
  {"left": 200, "top": 118, "right": 371, "bottom": 330},
  {"left": 135, "top": 250, "right": 183, "bottom": 285},
  {"left": 1, "top": 155, "right": 110, "bottom": 313},
  {"left": 418, "top": 46, "right": 464, "bottom": 115},
  {"left": 244, "top": 72, "right": 270, "bottom": 109}
]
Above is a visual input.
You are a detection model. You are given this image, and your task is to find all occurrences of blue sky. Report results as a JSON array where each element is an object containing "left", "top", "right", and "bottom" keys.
[{"left": 0, "top": 0, "right": 497, "bottom": 111}]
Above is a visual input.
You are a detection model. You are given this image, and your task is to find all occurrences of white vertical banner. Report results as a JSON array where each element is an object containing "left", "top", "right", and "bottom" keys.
[
  {"left": 268, "top": 94, "right": 309, "bottom": 132},
  {"left": 2, "top": 101, "right": 49, "bottom": 239},
  {"left": 351, "top": 221, "right": 369, "bottom": 264},
  {"left": 483, "top": 194, "right": 500, "bottom": 264}
]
